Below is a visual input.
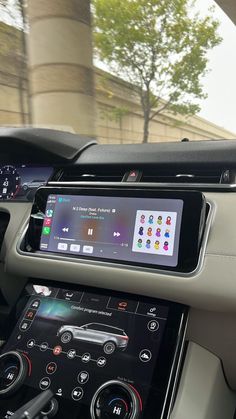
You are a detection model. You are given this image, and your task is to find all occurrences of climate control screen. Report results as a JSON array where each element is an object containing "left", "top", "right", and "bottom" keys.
[{"left": 3, "top": 284, "right": 169, "bottom": 412}]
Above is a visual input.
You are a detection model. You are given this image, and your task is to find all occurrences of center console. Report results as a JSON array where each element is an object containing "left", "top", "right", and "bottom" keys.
[
  {"left": 0, "top": 187, "right": 208, "bottom": 417},
  {"left": 0, "top": 282, "right": 187, "bottom": 418}
]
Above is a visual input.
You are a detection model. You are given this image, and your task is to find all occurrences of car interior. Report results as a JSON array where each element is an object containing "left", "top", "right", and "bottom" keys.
[{"left": 0, "top": 1, "right": 236, "bottom": 419}]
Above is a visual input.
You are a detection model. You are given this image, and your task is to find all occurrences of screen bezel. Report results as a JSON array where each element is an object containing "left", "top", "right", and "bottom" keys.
[{"left": 25, "top": 187, "right": 206, "bottom": 273}]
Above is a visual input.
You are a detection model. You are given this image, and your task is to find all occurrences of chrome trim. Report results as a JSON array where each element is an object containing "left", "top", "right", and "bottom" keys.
[
  {"left": 16, "top": 198, "right": 214, "bottom": 279},
  {"left": 41, "top": 399, "right": 57, "bottom": 416},
  {"left": 48, "top": 180, "right": 236, "bottom": 191},
  {"left": 175, "top": 174, "right": 195, "bottom": 178},
  {"left": 163, "top": 311, "right": 188, "bottom": 419},
  {"left": 90, "top": 379, "right": 139, "bottom": 419},
  {"left": 0, "top": 351, "right": 25, "bottom": 395}
]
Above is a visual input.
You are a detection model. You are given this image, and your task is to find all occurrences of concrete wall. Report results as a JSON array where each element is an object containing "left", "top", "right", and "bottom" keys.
[
  {"left": 95, "top": 68, "right": 236, "bottom": 143},
  {"left": 0, "top": 21, "right": 235, "bottom": 142},
  {"left": 27, "top": 0, "right": 96, "bottom": 138},
  {"left": 0, "top": 22, "right": 29, "bottom": 125}
]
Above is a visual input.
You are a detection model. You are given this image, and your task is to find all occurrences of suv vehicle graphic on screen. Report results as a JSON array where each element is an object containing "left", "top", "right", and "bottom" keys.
[{"left": 57, "top": 322, "right": 129, "bottom": 354}]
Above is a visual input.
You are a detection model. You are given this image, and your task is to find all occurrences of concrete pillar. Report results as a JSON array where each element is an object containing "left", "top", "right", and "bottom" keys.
[{"left": 27, "top": 0, "right": 96, "bottom": 137}]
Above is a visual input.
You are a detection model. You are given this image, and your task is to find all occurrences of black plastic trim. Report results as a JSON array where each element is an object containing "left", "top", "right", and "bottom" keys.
[
  {"left": 76, "top": 140, "right": 236, "bottom": 168},
  {"left": 0, "top": 128, "right": 97, "bottom": 163}
]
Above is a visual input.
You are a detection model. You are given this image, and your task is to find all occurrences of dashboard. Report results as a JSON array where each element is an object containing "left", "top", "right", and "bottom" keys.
[{"left": 0, "top": 128, "right": 236, "bottom": 419}]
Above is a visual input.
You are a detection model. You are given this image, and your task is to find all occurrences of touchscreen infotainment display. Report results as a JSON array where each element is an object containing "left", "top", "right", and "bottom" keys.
[
  {"left": 39, "top": 194, "right": 183, "bottom": 267},
  {"left": 3, "top": 283, "right": 170, "bottom": 411}
]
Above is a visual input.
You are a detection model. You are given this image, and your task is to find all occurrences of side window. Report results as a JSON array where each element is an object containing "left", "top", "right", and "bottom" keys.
[
  {"left": 100, "top": 325, "right": 120, "bottom": 334},
  {"left": 87, "top": 324, "right": 103, "bottom": 331},
  {"left": 86, "top": 324, "right": 95, "bottom": 330}
]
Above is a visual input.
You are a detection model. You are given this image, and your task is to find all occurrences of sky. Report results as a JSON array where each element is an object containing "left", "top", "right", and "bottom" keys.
[{"left": 196, "top": 0, "right": 236, "bottom": 134}]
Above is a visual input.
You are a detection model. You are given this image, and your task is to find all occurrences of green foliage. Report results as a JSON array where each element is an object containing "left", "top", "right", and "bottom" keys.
[
  {"left": 93, "top": 0, "right": 222, "bottom": 142},
  {"left": 0, "top": 0, "right": 25, "bottom": 55},
  {"left": 0, "top": 21, "right": 22, "bottom": 56},
  {"left": 97, "top": 73, "right": 129, "bottom": 122},
  {"left": 100, "top": 106, "right": 129, "bottom": 123}
]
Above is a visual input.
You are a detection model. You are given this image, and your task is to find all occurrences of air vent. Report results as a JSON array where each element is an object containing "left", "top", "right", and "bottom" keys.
[
  {"left": 54, "top": 167, "right": 236, "bottom": 188},
  {"left": 141, "top": 169, "right": 234, "bottom": 184},
  {"left": 58, "top": 167, "right": 124, "bottom": 182}
]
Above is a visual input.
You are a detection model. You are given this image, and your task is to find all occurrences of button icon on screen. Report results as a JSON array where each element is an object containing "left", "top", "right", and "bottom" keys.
[
  {"left": 25, "top": 309, "right": 37, "bottom": 321},
  {"left": 30, "top": 299, "right": 40, "bottom": 309},
  {"left": 118, "top": 301, "right": 128, "bottom": 309},
  {"left": 70, "top": 244, "right": 80, "bottom": 252},
  {"left": 19, "top": 320, "right": 32, "bottom": 332},
  {"left": 27, "top": 339, "right": 35, "bottom": 348},
  {"left": 46, "top": 362, "right": 57, "bottom": 375},
  {"left": 147, "top": 320, "right": 159, "bottom": 332},
  {"left": 40, "top": 342, "right": 49, "bottom": 352},
  {"left": 78, "top": 371, "right": 89, "bottom": 384},
  {"left": 97, "top": 357, "right": 107, "bottom": 367},
  {"left": 139, "top": 349, "right": 152, "bottom": 363},
  {"left": 58, "top": 243, "right": 68, "bottom": 251},
  {"left": 71, "top": 387, "right": 84, "bottom": 401},
  {"left": 62, "top": 227, "right": 69, "bottom": 233},
  {"left": 53, "top": 345, "right": 62, "bottom": 356},
  {"left": 42, "top": 227, "right": 51, "bottom": 235},
  {"left": 83, "top": 246, "right": 93, "bottom": 254},
  {"left": 67, "top": 349, "right": 76, "bottom": 359},
  {"left": 56, "top": 388, "right": 63, "bottom": 396},
  {"left": 39, "top": 377, "right": 51, "bottom": 390},
  {"left": 46, "top": 209, "right": 53, "bottom": 218},
  {"left": 81, "top": 353, "right": 91, "bottom": 363},
  {"left": 113, "top": 232, "right": 121, "bottom": 237},
  {"left": 88, "top": 228, "right": 93, "bottom": 236},
  {"left": 149, "top": 307, "right": 157, "bottom": 313},
  {"left": 40, "top": 243, "right": 48, "bottom": 249},
  {"left": 108, "top": 297, "right": 138, "bottom": 313}
]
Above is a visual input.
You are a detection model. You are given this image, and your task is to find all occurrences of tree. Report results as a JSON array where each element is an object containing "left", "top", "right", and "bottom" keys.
[{"left": 93, "top": 0, "right": 222, "bottom": 143}]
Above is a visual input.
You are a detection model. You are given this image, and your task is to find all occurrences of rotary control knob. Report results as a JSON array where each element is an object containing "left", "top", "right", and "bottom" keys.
[
  {"left": 90, "top": 380, "right": 142, "bottom": 419},
  {"left": 0, "top": 351, "right": 30, "bottom": 396}
]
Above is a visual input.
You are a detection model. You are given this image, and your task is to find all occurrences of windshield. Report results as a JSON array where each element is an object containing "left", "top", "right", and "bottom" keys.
[{"left": 0, "top": 0, "right": 235, "bottom": 144}]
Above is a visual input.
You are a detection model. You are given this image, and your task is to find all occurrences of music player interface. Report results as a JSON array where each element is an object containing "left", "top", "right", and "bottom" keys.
[{"left": 40, "top": 194, "right": 183, "bottom": 267}]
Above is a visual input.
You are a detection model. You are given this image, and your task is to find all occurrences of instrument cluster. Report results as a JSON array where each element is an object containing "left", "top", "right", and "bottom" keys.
[{"left": 0, "top": 165, "right": 53, "bottom": 201}]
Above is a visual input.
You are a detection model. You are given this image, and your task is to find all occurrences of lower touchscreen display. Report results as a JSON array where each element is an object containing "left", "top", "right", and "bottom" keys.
[
  {"left": 4, "top": 284, "right": 169, "bottom": 410},
  {"left": 39, "top": 194, "right": 183, "bottom": 267}
]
